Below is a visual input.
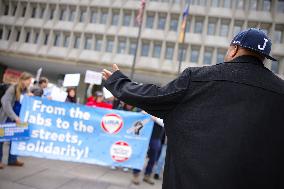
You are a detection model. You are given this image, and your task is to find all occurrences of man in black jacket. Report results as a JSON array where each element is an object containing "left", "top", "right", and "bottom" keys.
[{"left": 102, "top": 28, "right": 284, "bottom": 189}]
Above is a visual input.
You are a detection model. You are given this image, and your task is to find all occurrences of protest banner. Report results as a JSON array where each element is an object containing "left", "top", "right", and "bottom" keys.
[
  {"left": 0, "top": 122, "right": 29, "bottom": 142},
  {"left": 11, "top": 96, "right": 154, "bottom": 170}
]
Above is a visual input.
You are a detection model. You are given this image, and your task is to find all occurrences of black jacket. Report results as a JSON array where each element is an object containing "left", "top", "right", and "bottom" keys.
[{"left": 104, "top": 55, "right": 284, "bottom": 189}]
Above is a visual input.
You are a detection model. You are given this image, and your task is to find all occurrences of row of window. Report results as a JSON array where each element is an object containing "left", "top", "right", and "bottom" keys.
[
  {"left": 150, "top": 0, "right": 284, "bottom": 13},
  {"left": 2, "top": 2, "right": 284, "bottom": 43},
  {"left": 0, "top": 26, "right": 281, "bottom": 73},
  {"left": 0, "top": 26, "right": 227, "bottom": 64}
]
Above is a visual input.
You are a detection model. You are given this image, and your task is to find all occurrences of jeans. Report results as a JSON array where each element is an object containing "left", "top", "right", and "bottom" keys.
[
  {"left": 0, "top": 142, "right": 17, "bottom": 164},
  {"left": 154, "top": 144, "right": 167, "bottom": 175},
  {"left": 133, "top": 138, "right": 161, "bottom": 175}
]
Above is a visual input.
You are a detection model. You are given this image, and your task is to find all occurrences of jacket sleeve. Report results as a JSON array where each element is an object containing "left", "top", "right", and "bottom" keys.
[
  {"left": 1, "top": 85, "right": 18, "bottom": 121},
  {"left": 104, "top": 69, "right": 191, "bottom": 118}
]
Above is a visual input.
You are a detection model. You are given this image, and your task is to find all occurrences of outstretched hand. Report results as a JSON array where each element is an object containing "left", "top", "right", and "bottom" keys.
[{"left": 102, "top": 64, "right": 119, "bottom": 81}]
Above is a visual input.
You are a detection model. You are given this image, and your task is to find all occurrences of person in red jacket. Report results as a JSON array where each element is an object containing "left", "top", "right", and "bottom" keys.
[{"left": 86, "top": 91, "right": 112, "bottom": 109}]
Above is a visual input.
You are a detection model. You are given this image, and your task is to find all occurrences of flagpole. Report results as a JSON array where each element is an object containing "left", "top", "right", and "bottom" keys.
[
  {"left": 130, "top": 22, "right": 143, "bottom": 80},
  {"left": 130, "top": 1, "right": 146, "bottom": 80},
  {"left": 178, "top": 43, "right": 185, "bottom": 74}
]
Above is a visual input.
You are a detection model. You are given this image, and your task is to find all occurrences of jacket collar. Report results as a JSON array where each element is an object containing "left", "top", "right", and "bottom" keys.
[{"left": 224, "top": 55, "right": 265, "bottom": 67}]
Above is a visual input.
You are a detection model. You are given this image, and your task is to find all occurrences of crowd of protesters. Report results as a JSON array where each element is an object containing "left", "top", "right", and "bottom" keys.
[{"left": 0, "top": 72, "right": 166, "bottom": 185}]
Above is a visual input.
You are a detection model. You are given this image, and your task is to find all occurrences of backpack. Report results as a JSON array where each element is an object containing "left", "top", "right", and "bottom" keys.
[{"left": 0, "top": 83, "right": 11, "bottom": 108}]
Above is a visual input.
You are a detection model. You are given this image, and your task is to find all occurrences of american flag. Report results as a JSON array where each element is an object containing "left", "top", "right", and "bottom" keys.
[{"left": 136, "top": 0, "right": 146, "bottom": 26}]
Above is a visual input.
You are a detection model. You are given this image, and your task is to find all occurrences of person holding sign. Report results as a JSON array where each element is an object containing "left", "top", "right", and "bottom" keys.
[
  {"left": 0, "top": 72, "right": 33, "bottom": 169},
  {"left": 102, "top": 29, "right": 284, "bottom": 189}
]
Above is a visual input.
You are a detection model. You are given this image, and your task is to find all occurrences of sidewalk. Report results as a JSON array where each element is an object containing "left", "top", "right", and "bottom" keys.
[{"left": 0, "top": 143, "right": 162, "bottom": 189}]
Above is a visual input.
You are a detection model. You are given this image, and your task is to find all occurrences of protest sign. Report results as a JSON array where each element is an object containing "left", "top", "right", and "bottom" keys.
[
  {"left": 11, "top": 96, "right": 154, "bottom": 170},
  {"left": 0, "top": 123, "right": 29, "bottom": 142},
  {"left": 84, "top": 70, "right": 102, "bottom": 85},
  {"left": 63, "top": 73, "right": 80, "bottom": 87},
  {"left": 50, "top": 86, "right": 68, "bottom": 102}
]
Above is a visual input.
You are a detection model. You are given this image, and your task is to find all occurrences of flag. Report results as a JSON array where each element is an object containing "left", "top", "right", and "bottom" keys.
[
  {"left": 136, "top": 0, "right": 146, "bottom": 26},
  {"left": 178, "top": 4, "right": 190, "bottom": 43}
]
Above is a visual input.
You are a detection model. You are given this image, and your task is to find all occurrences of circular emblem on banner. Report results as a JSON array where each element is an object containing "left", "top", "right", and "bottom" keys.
[
  {"left": 101, "top": 114, "right": 123, "bottom": 134},
  {"left": 110, "top": 141, "right": 132, "bottom": 162}
]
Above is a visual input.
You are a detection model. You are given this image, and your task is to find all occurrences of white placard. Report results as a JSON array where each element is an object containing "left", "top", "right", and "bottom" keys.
[
  {"left": 103, "top": 87, "right": 113, "bottom": 99},
  {"left": 63, "top": 73, "right": 80, "bottom": 87},
  {"left": 50, "top": 86, "right": 68, "bottom": 102},
  {"left": 84, "top": 70, "right": 102, "bottom": 85}
]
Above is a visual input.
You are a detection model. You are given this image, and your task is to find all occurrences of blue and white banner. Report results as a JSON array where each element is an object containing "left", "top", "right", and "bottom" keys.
[
  {"left": 0, "top": 122, "right": 29, "bottom": 142},
  {"left": 11, "top": 96, "right": 154, "bottom": 170}
]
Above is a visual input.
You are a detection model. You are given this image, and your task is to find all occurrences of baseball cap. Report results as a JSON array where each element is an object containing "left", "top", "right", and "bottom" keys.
[{"left": 230, "top": 28, "right": 277, "bottom": 61}]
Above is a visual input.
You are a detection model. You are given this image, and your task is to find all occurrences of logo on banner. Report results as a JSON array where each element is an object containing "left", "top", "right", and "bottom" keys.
[
  {"left": 101, "top": 114, "right": 123, "bottom": 134},
  {"left": 110, "top": 141, "right": 132, "bottom": 162}
]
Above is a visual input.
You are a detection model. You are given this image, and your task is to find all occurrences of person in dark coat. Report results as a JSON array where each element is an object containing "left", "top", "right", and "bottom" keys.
[{"left": 102, "top": 28, "right": 284, "bottom": 189}]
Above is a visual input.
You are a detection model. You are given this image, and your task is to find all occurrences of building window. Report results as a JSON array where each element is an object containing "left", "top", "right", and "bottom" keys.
[
  {"left": 217, "top": 49, "right": 226, "bottom": 63},
  {"left": 25, "top": 31, "right": 30, "bottom": 43},
  {"left": 190, "top": 46, "right": 199, "bottom": 63},
  {"left": 53, "top": 33, "right": 60, "bottom": 47},
  {"left": 146, "top": 12, "right": 155, "bottom": 29},
  {"left": 31, "top": 6, "right": 37, "bottom": 18},
  {"left": 106, "top": 37, "right": 114, "bottom": 53},
  {"left": 185, "top": 18, "right": 191, "bottom": 33},
  {"left": 153, "top": 43, "right": 162, "bottom": 58},
  {"left": 15, "top": 30, "right": 21, "bottom": 42},
  {"left": 220, "top": 20, "right": 230, "bottom": 37},
  {"left": 84, "top": 36, "right": 92, "bottom": 50},
  {"left": 100, "top": 9, "right": 108, "bottom": 24},
  {"left": 157, "top": 13, "right": 166, "bottom": 30},
  {"left": 223, "top": 0, "right": 231, "bottom": 8},
  {"left": 6, "top": 29, "right": 11, "bottom": 40},
  {"left": 90, "top": 9, "right": 98, "bottom": 23},
  {"left": 271, "top": 60, "right": 279, "bottom": 73},
  {"left": 204, "top": 48, "right": 213, "bottom": 65},
  {"left": 63, "top": 34, "right": 70, "bottom": 47},
  {"left": 59, "top": 6, "right": 67, "bottom": 21},
  {"left": 49, "top": 7, "right": 55, "bottom": 20},
  {"left": 117, "top": 39, "right": 127, "bottom": 54},
  {"left": 249, "top": 0, "right": 258, "bottom": 11},
  {"left": 0, "top": 28, "right": 3, "bottom": 40},
  {"left": 141, "top": 42, "right": 150, "bottom": 57},
  {"left": 207, "top": 18, "right": 217, "bottom": 35},
  {"left": 33, "top": 32, "right": 39, "bottom": 44},
  {"left": 262, "top": 0, "right": 271, "bottom": 11},
  {"left": 122, "top": 11, "right": 131, "bottom": 26},
  {"left": 194, "top": 17, "right": 204, "bottom": 34},
  {"left": 12, "top": 4, "right": 17, "bottom": 16},
  {"left": 111, "top": 10, "right": 120, "bottom": 26},
  {"left": 74, "top": 35, "right": 81, "bottom": 49},
  {"left": 95, "top": 36, "right": 102, "bottom": 51},
  {"left": 129, "top": 40, "right": 137, "bottom": 55},
  {"left": 21, "top": 5, "right": 27, "bottom": 17},
  {"left": 68, "top": 8, "right": 75, "bottom": 21},
  {"left": 274, "top": 29, "right": 283, "bottom": 44},
  {"left": 4, "top": 5, "right": 9, "bottom": 15},
  {"left": 44, "top": 32, "right": 49, "bottom": 45},
  {"left": 237, "top": 0, "right": 245, "bottom": 9},
  {"left": 233, "top": 21, "right": 243, "bottom": 35},
  {"left": 278, "top": 0, "right": 284, "bottom": 13},
  {"left": 178, "top": 46, "right": 186, "bottom": 61},
  {"left": 79, "top": 8, "right": 87, "bottom": 23},
  {"left": 39, "top": 6, "right": 45, "bottom": 18},
  {"left": 211, "top": 0, "right": 220, "bottom": 7},
  {"left": 165, "top": 43, "right": 175, "bottom": 60},
  {"left": 170, "top": 15, "right": 179, "bottom": 31}
]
